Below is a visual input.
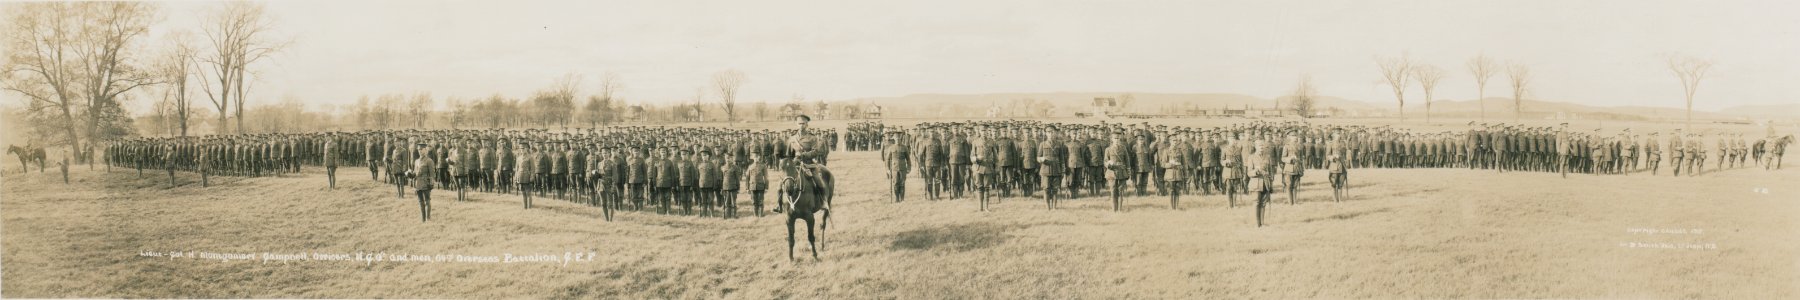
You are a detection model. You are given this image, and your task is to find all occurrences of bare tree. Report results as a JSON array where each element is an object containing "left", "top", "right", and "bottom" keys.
[
  {"left": 156, "top": 30, "right": 199, "bottom": 136},
  {"left": 447, "top": 97, "right": 467, "bottom": 129},
  {"left": 353, "top": 95, "right": 370, "bottom": 129},
  {"left": 544, "top": 73, "right": 579, "bottom": 128},
  {"left": 581, "top": 95, "right": 608, "bottom": 127},
  {"left": 5, "top": 3, "right": 87, "bottom": 152},
  {"left": 3, "top": 3, "right": 159, "bottom": 161},
  {"left": 595, "top": 71, "right": 621, "bottom": 125},
  {"left": 754, "top": 101, "right": 769, "bottom": 122},
  {"left": 712, "top": 69, "right": 746, "bottom": 122},
  {"left": 1412, "top": 64, "right": 1446, "bottom": 123},
  {"left": 1465, "top": 54, "right": 1498, "bottom": 121},
  {"left": 375, "top": 93, "right": 401, "bottom": 129},
  {"left": 1375, "top": 53, "right": 1414, "bottom": 121},
  {"left": 406, "top": 92, "right": 432, "bottom": 127},
  {"left": 1666, "top": 54, "right": 1713, "bottom": 130},
  {"left": 1505, "top": 62, "right": 1532, "bottom": 122},
  {"left": 196, "top": 1, "right": 283, "bottom": 134},
  {"left": 1290, "top": 75, "right": 1317, "bottom": 118}
]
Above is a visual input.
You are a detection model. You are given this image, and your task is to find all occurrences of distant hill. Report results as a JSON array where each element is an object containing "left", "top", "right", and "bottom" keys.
[
  {"left": 841, "top": 92, "right": 1384, "bottom": 118},
  {"left": 1719, "top": 103, "right": 1800, "bottom": 119},
  {"left": 833, "top": 92, "right": 1789, "bottom": 121}
]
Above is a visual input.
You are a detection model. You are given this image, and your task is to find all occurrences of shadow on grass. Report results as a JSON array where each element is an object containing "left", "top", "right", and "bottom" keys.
[
  {"left": 1299, "top": 207, "right": 1394, "bottom": 223},
  {"left": 889, "top": 222, "right": 1020, "bottom": 252}
]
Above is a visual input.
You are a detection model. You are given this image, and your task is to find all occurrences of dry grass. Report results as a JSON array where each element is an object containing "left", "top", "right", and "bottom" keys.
[{"left": 3, "top": 118, "right": 1796, "bottom": 299}]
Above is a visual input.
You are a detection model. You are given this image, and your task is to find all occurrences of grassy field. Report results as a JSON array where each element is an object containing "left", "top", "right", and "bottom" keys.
[{"left": 3, "top": 118, "right": 1796, "bottom": 299}]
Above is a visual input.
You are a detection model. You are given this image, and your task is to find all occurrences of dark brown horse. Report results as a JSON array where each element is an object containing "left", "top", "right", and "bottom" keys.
[
  {"left": 7, "top": 145, "right": 46, "bottom": 173},
  {"left": 778, "top": 166, "right": 834, "bottom": 261}
]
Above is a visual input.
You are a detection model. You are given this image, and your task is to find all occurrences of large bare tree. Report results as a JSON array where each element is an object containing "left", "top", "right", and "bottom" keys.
[
  {"left": 1412, "top": 64, "right": 1446, "bottom": 123},
  {"left": 196, "top": 1, "right": 283, "bottom": 134},
  {"left": 1505, "top": 62, "right": 1532, "bottom": 122},
  {"left": 1375, "top": 54, "right": 1413, "bottom": 121},
  {"left": 3, "top": 2, "right": 159, "bottom": 162},
  {"left": 1290, "top": 75, "right": 1316, "bottom": 118},
  {"left": 712, "top": 69, "right": 746, "bottom": 122},
  {"left": 1666, "top": 54, "right": 1712, "bottom": 130},
  {"left": 1465, "top": 54, "right": 1498, "bottom": 121},
  {"left": 4, "top": 3, "right": 87, "bottom": 152},
  {"left": 156, "top": 30, "right": 198, "bottom": 136}
]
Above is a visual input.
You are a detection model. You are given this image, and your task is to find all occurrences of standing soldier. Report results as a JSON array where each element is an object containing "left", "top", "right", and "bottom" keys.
[
  {"left": 995, "top": 128, "right": 1017, "bottom": 198},
  {"left": 1221, "top": 133, "right": 1243, "bottom": 208},
  {"left": 1282, "top": 134, "right": 1303, "bottom": 204},
  {"left": 571, "top": 141, "right": 589, "bottom": 203},
  {"left": 973, "top": 130, "right": 995, "bottom": 211},
  {"left": 1039, "top": 130, "right": 1065, "bottom": 209},
  {"left": 1017, "top": 128, "right": 1039, "bottom": 198},
  {"left": 1161, "top": 133, "right": 1188, "bottom": 210},
  {"left": 628, "top": 148, "right": 647, "bottom": 211},
  {"left": 882, "top": 131, "right": 911, "bottom": 202},
  {"left": 410, "top": 143, "right": 437, "bottom": 222},
  {"left": 677, "top": 149, "right": 697, "bottom": 216},
  {"left": 1646, "top": 132, "right": 1662, "bottom": 175},
  {"left": 550, "top": 143, "right": 568, "bottom": 200},
  {"left": 721, "top": 151, "right": 742, "bottom": 219},
  {"left": 448, "top": 139, "right": 466, "bottom": 202},
  {"left": 1251, "top": 134, "right": 1275, "bottom": 227},
  {"left": 1087, "top": 131, "right": 1107, "bottom": 197},
  {"left": 698, "top": 150, "right": 720, "bottom": 218},
  {"left": 324, "top": 133, "right": 339, "bottom": 189},
  {"left": 390, "top": 139, "right": 410, "bottom": 199},
  {"left": 1135, "top": 132, "right": 1158, "bottom": 197},
  {"left": 516, "top": 142, "right": 537, "bottom": 209},
  {"left": 367, "top": 135, "right": 381, "bottom": 181},
  {"left": 1105, "top": 132, "right": 1129, "bottom": 211},
  {"left": 948, "top": 129, "right": 970, "bottom": 199},
  {"left": 655, "top": 148, "right": 678, "bottom": 214},
  {"left": 1327, "top": 132, "right": 1348, "bottom": 202},
  {"left": 478, "top": 140, "right": 495, "bottom": 193},
  {"left": 922, "top": 131, "right": 945, "bottom": 200},
  {"left": 746, "top": 154, "right": 770, "bottom": 217},
  {"left": 1065, "top": 131, "right": 1088, "bottom": 199},
  {"left": 1689, "top": 134, "right": 1704, "bottom": 176},
  {"left": 1557, "top": 123, "right": 1572, "bottom": 178},
  {"left": 1669, "top": 130, "right": 1685, "bottom": 176}
]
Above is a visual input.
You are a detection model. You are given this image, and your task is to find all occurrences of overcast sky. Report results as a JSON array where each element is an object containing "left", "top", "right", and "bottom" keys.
[{"left": 127, "top": 0, "right": 1800, "bottom": 112}]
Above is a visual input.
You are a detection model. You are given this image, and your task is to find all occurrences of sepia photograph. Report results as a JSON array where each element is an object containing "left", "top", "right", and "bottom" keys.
[{"left": 1, "top": 0, "right": 1796, "bottom": 298}]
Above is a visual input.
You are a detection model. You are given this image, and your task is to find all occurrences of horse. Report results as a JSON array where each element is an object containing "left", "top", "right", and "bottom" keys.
[
  {"left": 7, "top": 145, "right": 45, "bottom": 173},
  {"left": 777, "top": 165, "right": 835, "bottom": 261}
]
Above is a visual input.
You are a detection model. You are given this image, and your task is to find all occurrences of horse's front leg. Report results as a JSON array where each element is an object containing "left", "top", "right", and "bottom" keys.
[{"left": 786, "top": 217, "right": 797, "bottom": 262}]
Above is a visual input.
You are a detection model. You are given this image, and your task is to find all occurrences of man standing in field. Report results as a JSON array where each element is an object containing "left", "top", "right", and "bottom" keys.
[
  {"left": 1017, "top": 128, "right": 1038, "bottom": 198},
  {"left": 1038, "top": 130, "right": 1064, "bottom": 210},
  {"left": 1161, "top": 133, "right": 1187, "bottom": 211},
  {"left": 883, "top": 131, "right": 911, "bottom": 202},
  {"left": 324, "top": 133, "right": 338, "bottom": 189},
  {"left": 516, "top": 142, "right": 537, "bottom": 209},
  {"left": 410, "top": 143, "right": 436, "bottom": 222},
  {"left": 1065, "top": 130, "right": 1088, "bottom": 199},
  {"left": 1556, "top": 123, "right": 1571, "bottom": 178},
  {"left": 1105, "top": 131, "right": 1129, "bottom": 211},
  {"left": 1327, "top": 132, "right": 1348, "bottom": 202},
  {"left": 1282, "top": 133, "right": 1303, "bottom": 205}
]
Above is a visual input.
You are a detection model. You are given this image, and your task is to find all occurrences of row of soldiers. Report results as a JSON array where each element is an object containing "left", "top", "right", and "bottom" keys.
[
  {"left": 348, "top": 127, "right": 833, "bottom": 221},
  {"left": 104, "top": 134, "right": 320, "bottom": 187},
  {"left": 875, "top": 120, "right": 1788, "bottom": 225},
  {"left": 99, "top": 125, "right": 839, "bottom": 222},
  {"left": 844, "top": 121, "right": 886, "bottom": 151}
]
